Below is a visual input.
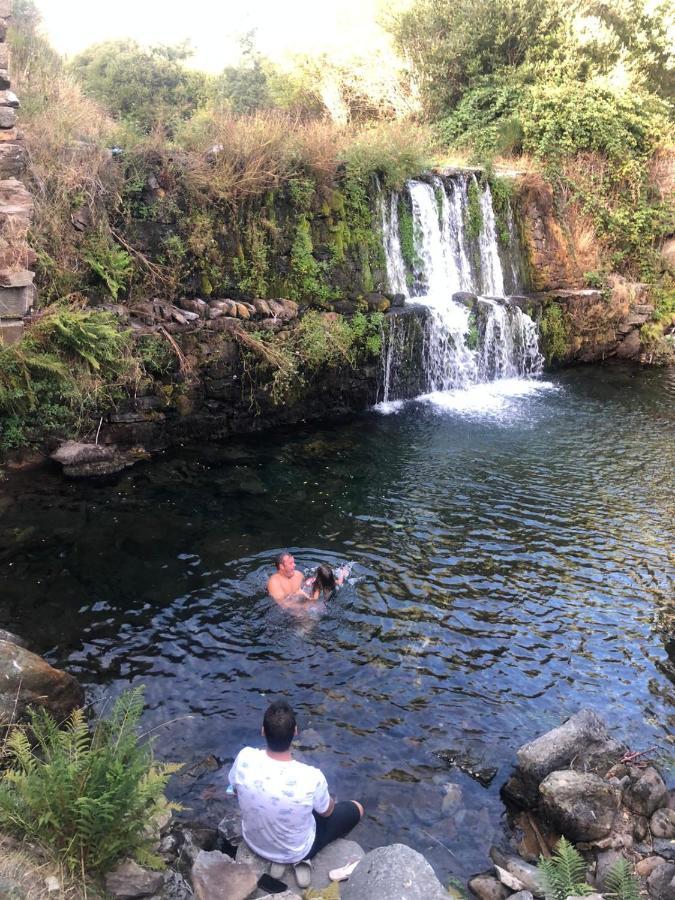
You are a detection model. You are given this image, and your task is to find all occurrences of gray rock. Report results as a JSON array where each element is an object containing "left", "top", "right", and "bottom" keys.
[
  {"left": 516, "top": 710, "right": 611, "bottom": 798},
  {"left": 624, "top": 768, "right": 668, "bottom": 817},
  {"left": 509, "top": 893, "right": 534, "bottom": 900},
  {"left": 647, "top": 863, "right": 675, "bottom": 900},
  {"left": 104, "top": 859, "right": 164, "bottom": 899},
  {"left": 539, "top": 770, "right": 620, "bottom": 841},
  {"left": 257, "top": 894, "right": 301, "bottom": 900},
  {"left": 652, "top": 809, "right": 675, "bottom": 839},
  {"left": 468, "top": 873, "right": 509, "bottom": 900},
  {"left": 489, "top": 850, "right": 544, "bottom": 897},
  {"left": 341, "top": 844, "right": 447, "bottom": 900},
  {"left": 217, "top": 807, "right": 243, "bottom": 847},
  {"left": 442, "top": 783, "right": 464, "bottom": 814},
  {"left": 191, "top": 850, "right": 257, "bottom": 900},
  {"left": 149, "top": 870, "right": 192, "bottom": 900},
  {"left": 653, "top": 839, "right": 675, "bottom": 862}
]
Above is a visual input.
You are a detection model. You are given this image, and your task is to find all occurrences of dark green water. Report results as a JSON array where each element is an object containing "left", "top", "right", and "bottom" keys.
[{"left": 1, "top": 365, "right": 674, "bottom": 880}]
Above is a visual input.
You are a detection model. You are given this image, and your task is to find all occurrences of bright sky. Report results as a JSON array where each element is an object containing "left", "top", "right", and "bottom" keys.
[{"left": 35, "top": 0, "right": 400, "bottom": 71}]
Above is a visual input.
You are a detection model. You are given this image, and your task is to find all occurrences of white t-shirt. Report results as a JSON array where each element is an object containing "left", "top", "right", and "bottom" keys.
[{"left": 228, "top": 746, "right": 331, "bottom": 863}]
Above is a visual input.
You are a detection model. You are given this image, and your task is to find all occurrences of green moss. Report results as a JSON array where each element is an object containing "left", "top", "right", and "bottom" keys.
[
  {"left": 464, "top": 310, "right": 479, "bottom": 349},
  {"left": 398, "top": 196, "right": 415, "bottom": 272},
  {"left": 488, "top": 175, "right": 512, "bottom": 248},
  {"left": 539, "top": 304, "right": 569, "bottom": 365},
  {"left": 434, "top": 183, "right": 444, "bottom": 225},
  {"left": 466, "top": 178, "right": 483, "bottom": 241}
]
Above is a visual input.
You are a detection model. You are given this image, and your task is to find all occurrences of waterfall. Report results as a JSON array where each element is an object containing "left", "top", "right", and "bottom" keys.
[{"left": 379, "top": 171, "right": 543, "bottom": 403}]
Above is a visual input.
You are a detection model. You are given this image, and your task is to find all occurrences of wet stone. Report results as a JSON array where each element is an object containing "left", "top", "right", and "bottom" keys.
[
  {"left": 469, "top": 873, "right": 510, "bottom": 900},
  {"left": 651, "top": 808, "right": 675, "bottom": 839},
  {"left": 624, "top": 767, "right": 668, "bottom": 818}
]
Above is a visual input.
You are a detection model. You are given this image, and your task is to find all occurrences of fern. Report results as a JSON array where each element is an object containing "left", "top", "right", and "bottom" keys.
[
  {"left": 0, "top": 687, "right": 181, "bottom": 875},
  {"left": 604, "top": 858, "right": 640, "bottom": 900},
  {"left": 538, "top": 837, "right": 594, "bottom": 900}
]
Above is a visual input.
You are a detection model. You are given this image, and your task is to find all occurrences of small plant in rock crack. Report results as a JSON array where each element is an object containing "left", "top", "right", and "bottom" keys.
[
  {"left": 538, "top": 837, "right": 594, "bottom": 900},
  {"left": 604, "top": 858, "right": 641, "bottom": 900}
]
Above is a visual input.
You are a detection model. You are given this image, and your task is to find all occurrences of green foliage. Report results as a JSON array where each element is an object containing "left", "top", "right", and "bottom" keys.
[
  {"left": 136, "top": 334, "right": 177, "bottom": 378},
  {"left": 287, "top": 215, "right": 333, "bottom": 303},
  {"left": 0, "top": 307, "right": 135, "bottom": 455},
  {"left": 0, "top": 688, "right": 180, "bottom": 875},
  {"left": 539, "top": 304, "right": 569, "bottom": 365},
  {"left": 342, "top": 122, "right": 436, "bottom": 190},
  {"left": 398, "top": 197, "right": 416, "bottom": 273},
  {"left": 69, "top": 39, "right": 210, "bottom": 131},
  {"left": 466, "top": 178, "right": 483, "bottom": 240},
  {"left": 604, "top": 858, "right": 640, "bottom": 900},
  {"left": 538, "top": 837, "right": 594, "bottom": 900},
  {"left": 487, "top": 174, "right": 513, "bottom": 248},
  {"left": 464, "top": 310, "right": 479, "bottom": 349},
  {"left": 84, "top": 234, "right": 134, "bottom": 301},
  {"left": 243, "top": 311, "right": 383, "bottom": 405},
  {"left": 217, "top": 32, "right": 271, "bottom": 115}
]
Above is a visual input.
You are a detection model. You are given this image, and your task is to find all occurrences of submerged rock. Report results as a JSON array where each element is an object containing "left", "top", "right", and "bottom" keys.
[{"left": 468, "top": 873, "right": 510, "bottom": 900}]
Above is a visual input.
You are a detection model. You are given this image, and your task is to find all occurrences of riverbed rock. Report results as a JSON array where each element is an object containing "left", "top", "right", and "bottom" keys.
[
  {"left": 651, "top": 809, "right": 675, "bottom": 839},
  {"left": 647, "top": 863, "right": 675, "bottom": 900},
  {"left": 149, "top": 870, "right": 192, "bottom": 900},
  {"left": 624, "top": 768, "right": 668, "bottom": 817},
  {"left": 191, "top": 850, "right": 257, "bottom": 900},
  {"left": 653, "top": 840, "right": 675, "bottom": 862},
  {"left": 0, "top": 640, "right": 84, "bottom": 726},
  {"left": 105, "top": 859, "right": 164, "bottom": 899},
  {"left": 594, "top": 849, "right": 624, "bottom": 889},
  {"left": 468, "top": 873, "right": 510, "bottom": 900},
  {"left": 341, "top": 844, "right": 447, "bottom": 900},
  {"left": 516, "top": 710, "right": 612, "bottom": 800},
  {"left": 490, "top": 849, "right": 544, "bottom": 896},
  {"left": 539, "top": 771, "right": 620, "bottom": 841},
  {"left": 638, "top": 857, "right": 667, "bottom": 878}
]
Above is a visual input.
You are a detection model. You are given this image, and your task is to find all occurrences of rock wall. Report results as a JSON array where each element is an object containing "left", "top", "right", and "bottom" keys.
[{"left": 0, "top": 0, "right": 35, "bottom": 346}]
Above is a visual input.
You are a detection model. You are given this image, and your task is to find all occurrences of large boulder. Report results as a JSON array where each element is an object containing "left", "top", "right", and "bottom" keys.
[
  {"left": 0, "top": 639, "right": 84, "bottom": 726},
  {"left": 235, "top": 838, "right": 363, "bottom": 893},
  {"left": 647, "top": 864, "right": 675, "bottom": 900},
  {"left": 516, "top": 711, "right": 615, "bottom": 800},
  {"left": 105, "top": 859, "right": 164, "bottom": 899},
  {"left": 539, "top": 771, "right": 620, "bottom": 841},
  {"left": 624, "top": 768, "right": 668, "bottom": 818},
  {"left": 191, "top": 849, "right": 257, "bottom": 900},
  {"left": 341, "top": 843, "right": 447, "bottom": 900}
]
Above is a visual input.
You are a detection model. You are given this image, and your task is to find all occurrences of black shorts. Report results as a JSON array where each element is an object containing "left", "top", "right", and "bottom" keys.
[{"left": 307, "top": 800, "right": 361, "bottom": 859}]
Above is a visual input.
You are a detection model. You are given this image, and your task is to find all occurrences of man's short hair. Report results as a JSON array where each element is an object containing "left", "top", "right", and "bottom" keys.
[
  {"left": 263, "top": 700, "right": 296, "bottom": 752},
  {"left": 275, "top": 551, "right": 291, "bottom": 570}
]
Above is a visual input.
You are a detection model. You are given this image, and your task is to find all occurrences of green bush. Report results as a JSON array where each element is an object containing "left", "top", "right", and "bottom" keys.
[
  {"left": 539, "top": 304, "right": 569, "bottom": 365},
  {"left": 84, "top": 234, "right": 135, "bottom": 301},
  {"left": 0, "top": 687, "right": 180, "bottom": 875}
]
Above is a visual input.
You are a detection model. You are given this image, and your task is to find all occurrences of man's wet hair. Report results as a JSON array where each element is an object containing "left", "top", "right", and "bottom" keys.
[
  {"left": 275, "top": 551, "right": 292, "bottom": 570},
  {"left": 263, "top": 700, "right": 296, "bottom": 752}
]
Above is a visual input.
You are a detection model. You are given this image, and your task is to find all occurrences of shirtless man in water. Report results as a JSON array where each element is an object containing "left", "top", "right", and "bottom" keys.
[{"left": 267, "top": 552, "right": 304, "bottom": 606}]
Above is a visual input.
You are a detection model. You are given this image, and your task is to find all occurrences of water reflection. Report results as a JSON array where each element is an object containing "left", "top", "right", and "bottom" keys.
[{"left": 0, "top": 364, "right": 673, "bottom": 881}]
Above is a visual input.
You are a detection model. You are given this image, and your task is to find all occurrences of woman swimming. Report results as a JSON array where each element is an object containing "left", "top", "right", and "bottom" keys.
[{"left": 300, "top": 563, "right": 345, "bottom": 601}]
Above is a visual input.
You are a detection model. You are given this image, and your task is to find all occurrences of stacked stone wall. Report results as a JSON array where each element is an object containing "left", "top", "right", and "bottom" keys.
[{"left": 0, "top": 0, "right": 35, "bottom": 345}]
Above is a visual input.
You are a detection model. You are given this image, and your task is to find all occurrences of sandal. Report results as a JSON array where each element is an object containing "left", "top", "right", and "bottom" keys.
[
  {"left": 269, "top": 862, "right": 286, "bottom": 879},
  {"left": 293, "top": 860, "right": 312, "bottom": 889},
  {"left": 329, "top": 859, "right": 360, "bottom": 882}
]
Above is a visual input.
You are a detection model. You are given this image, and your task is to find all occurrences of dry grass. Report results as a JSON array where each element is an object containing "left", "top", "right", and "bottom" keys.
[{"left": 0, "top": 834, "right": 95, "bottom": 900}]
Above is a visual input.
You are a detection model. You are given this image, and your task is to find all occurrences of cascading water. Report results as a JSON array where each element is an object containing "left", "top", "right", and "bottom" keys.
[{"left": 378, "top": 172, "right": 543, "bottom": 403}]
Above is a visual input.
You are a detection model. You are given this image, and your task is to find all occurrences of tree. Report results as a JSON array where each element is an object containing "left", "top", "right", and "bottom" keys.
[{"left": 70, "top": 40, "right": 210, "bottom": 131}]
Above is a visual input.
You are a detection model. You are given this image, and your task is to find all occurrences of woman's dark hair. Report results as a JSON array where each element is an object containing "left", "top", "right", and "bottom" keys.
[
  {"left": 315, "top": 564, "right": 336, "bottom": 594},
  {"left": 263, "top": 700, "right": 296, "bottom": 752}
]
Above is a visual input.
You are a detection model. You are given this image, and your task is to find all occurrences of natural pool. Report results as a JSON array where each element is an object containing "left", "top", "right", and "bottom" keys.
[{"left": 1, "top": 364, "right": 674, "bottom": 882}]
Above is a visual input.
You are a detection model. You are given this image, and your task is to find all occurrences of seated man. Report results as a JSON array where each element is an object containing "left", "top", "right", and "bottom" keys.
[
  {"left": 267, "top": 552, "right": 304, "bottom": 606},
  {"left": 228, "top": 700, "right": 364, "bottom": 887}
]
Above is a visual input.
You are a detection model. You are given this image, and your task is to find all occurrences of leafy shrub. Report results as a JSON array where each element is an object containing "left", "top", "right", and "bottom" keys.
[
  {"left": 0, "top": 688, "right": 180, "bottom": 875},
  {"left": 84, "top": 234, "right": 135, "bottom": 301},
  {"left": 342, "top": 121, "right": 436, "bottom": 189},
  {"left": 539, "top": 304, "right": 569, "bottom": 365},
  {"left": 538, "top": 837, "right": 593, "bottom": 900}
]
